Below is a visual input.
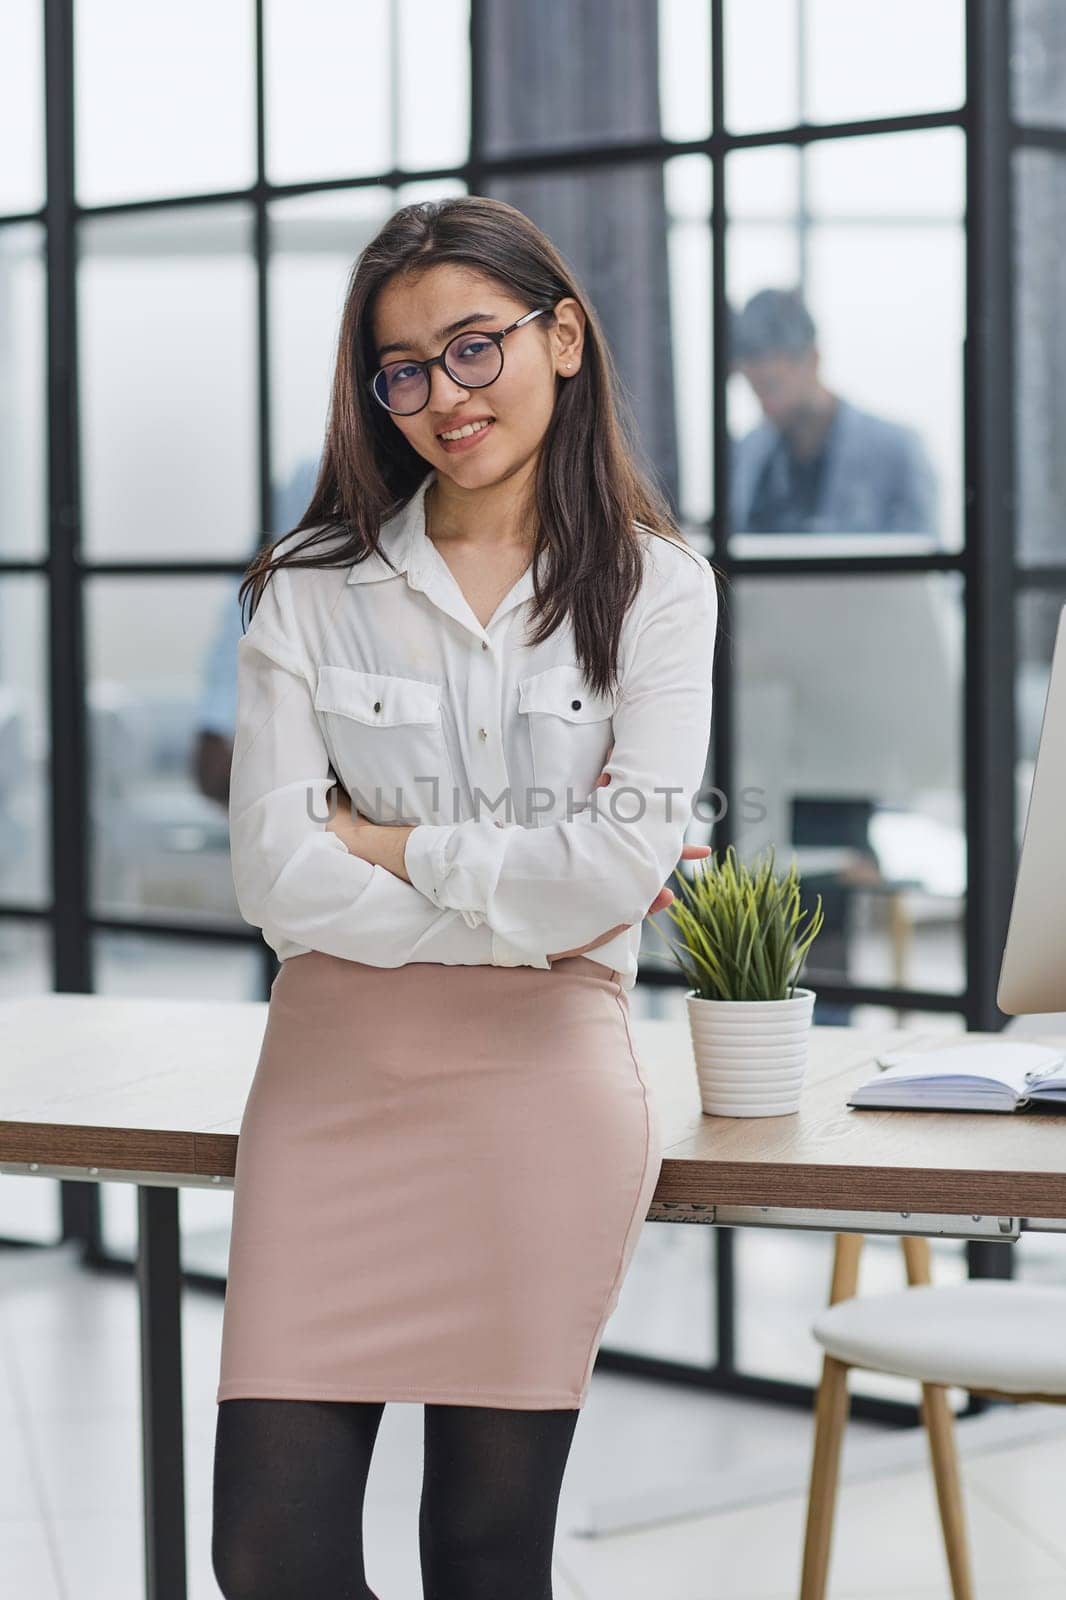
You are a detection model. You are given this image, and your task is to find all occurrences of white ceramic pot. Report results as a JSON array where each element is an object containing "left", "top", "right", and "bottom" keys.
[{"left": 685, "top": 987, "right": 816, "bottom": 1117}]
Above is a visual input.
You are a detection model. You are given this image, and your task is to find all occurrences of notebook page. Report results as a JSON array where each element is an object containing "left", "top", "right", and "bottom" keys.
[
  {"left": 850, "top": 1065, "right": 1019, "bottom": 1110},
  {"left": 874, "top": 1041, "right": 1066, "bottom": 1094}
]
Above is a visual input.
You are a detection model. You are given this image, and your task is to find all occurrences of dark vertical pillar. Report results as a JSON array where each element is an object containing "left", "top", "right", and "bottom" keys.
[
  {"left": 963, "top": 0, "right": 1016, "bottom": 1036},
  {"left": 44, "top": 0, "right": 102, "bottom": 1246},
  {"left": 964, "top": 0, "right": 1017, "bottom": 1283}
]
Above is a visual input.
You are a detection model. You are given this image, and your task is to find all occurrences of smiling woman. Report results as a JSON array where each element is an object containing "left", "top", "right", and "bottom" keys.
[{"left": 214, "top": 194, "right": 719, "bottom": 1600}]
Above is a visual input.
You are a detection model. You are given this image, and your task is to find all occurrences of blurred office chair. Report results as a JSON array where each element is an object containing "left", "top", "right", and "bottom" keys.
[{"left": 799, "top": 1232, "right": 1066, "bottom": 1600}]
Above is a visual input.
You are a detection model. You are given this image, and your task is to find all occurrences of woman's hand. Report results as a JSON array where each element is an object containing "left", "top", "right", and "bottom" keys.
[
  {"left": 323, "top": 783, "right": 374, "bottom": 850},
  {"left": 546, "top": 748, "right": 711, "bottom": 961},
  {"left": 324, "top": 784, "right": 415, "bottom": 879}
]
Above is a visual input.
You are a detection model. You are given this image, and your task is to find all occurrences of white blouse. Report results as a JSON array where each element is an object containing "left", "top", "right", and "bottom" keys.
[{"left": 228, "top": 469, "right": 718, "bottom": 992}]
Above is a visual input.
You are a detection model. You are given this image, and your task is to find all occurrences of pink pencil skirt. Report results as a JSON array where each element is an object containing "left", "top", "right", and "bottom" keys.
[{"left": 215, "top": 951, "right": 663, "bottom": 1410}]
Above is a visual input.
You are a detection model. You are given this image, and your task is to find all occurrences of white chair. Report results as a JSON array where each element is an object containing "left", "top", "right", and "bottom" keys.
[{"left": 799, "top": 1233, "right": 1066, "bottom": 1600}]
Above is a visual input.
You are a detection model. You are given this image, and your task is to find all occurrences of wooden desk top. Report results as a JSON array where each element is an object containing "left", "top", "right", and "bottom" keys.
[
  {"left": 1, "top": 995, "right": 1064, "bottom": 1218},
  {"left": 644, "top": 1021, "right": 1066, "bottom": 1219}
]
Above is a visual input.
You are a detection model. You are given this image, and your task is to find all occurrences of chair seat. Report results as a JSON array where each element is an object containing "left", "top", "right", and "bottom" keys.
[{"left": 812, "top": 1281, "right": 1066, "bottom": 1394}]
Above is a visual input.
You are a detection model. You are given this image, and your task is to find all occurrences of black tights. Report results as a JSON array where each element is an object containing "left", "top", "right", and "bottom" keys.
[{"left": 212, "top": 1396, "right": 581, "bottom": 1599}]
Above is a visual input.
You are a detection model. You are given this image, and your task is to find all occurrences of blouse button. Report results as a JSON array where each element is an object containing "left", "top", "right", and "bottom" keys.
[
  {"left": 571, "top": 699, "right": 581, "bottom": 710},
  {"left": 478, "top": 727, "right": 488, "bottom": 741},
  {"left": 481, "top": 640, "right": 489, "bottom": 650},
  {"left": 373, "top": 700, "right": 382, "bottom": 712}
]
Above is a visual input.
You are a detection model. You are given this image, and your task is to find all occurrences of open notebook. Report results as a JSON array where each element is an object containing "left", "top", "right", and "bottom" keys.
[{"left": 847, "top": 1040, "right": 1066, "bottom": 1113}]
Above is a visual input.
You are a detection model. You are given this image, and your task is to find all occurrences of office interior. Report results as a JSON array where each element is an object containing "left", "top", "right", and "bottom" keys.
[{"left": 1, "top": 1, "right": 1065, "bottom": 1596}]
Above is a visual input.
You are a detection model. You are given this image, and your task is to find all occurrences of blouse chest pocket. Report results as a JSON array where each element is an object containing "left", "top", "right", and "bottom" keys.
[
  {"left": 517, "top": 663, "right": 618, "bottom": 819},
  {"left": 313, "top": 665, "right": 456, "bottom": 823}
]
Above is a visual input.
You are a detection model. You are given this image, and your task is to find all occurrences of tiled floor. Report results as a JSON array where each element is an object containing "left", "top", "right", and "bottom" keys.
[{"left": 1, "top": 1240, "right": 1065, "bottom": 1599}]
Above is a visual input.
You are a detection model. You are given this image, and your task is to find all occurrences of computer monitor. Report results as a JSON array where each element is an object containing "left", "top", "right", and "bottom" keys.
[{"left": 997, "top": 602, "right": 1066, "bottom": 1015}]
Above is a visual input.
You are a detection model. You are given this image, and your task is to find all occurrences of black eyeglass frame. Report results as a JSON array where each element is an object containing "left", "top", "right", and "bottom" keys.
[{"left": 367, "top": 305, "right": 554, "bottom": 416}]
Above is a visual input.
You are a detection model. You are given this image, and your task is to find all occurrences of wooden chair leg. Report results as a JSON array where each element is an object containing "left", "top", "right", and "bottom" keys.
[
  {"left": 800, "top": 1355, "right": 851, "bottom": 1600},
  {"left": 829, "top": 1233, "right": 864, "bottom": 1303},
  {"left": 901, "top": 1233, "right": 932, "bottom": 1286},
  {"left": 921, "top": 1382, "right": 975, "bottom": 1600}
]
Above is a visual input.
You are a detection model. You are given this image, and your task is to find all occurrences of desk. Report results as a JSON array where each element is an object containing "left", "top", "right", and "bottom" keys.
[{"left": 2, "top": 995, "right": 1064, "bottom": 1598}]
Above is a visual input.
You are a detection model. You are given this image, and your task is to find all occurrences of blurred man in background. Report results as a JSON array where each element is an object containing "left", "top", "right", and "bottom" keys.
[{"left": 729, "top": 286, "right": 939, "bottom": 538}]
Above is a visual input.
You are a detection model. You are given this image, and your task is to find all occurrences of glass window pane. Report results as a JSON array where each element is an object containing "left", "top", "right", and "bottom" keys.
[
  {"left": 724, "top": 144, "right": 802, "bottom": 312},
  {"left": 86, "top": 577, "right": 252, "bottom": 928},
  {"left": 268, "top": 0, "right": 472, "bottom": 185},
  {"left": 0, "top": 916, "right": 50, "bottom": 997},
  {"left": 397, "top": 0, "right": 470, "bottom": 172},
  {"left": 725, "top": 0, "right": 964, "bottom": 134},
  {"left": 94, "top": 928, "right": 264, "bottom": 1002},
  {"left": 659, "top": 0, "right": 712, "bottom": 143},
  {"left": 0, "top": 223, "right": 47, "bottom": 560},
  {"left": 75, "top": 0, "right": 255, "bottom": 206},
  {"left": 1015, "top": 148, "right": 1066, "bottom": 569},
  {"left": 727, "top": 131, "right": 964, "bottom": 555},
  {"left": 1012, "top": 0, "right": 1066, "bottom": 130},
  {"left": 0, "top": 1, "right": 45, "bottom": 214},
  {"left": 806, "top": 128, "right": 965, "bottom": 219},
  {"left": 725, "top": 0, "right": 799, "bottom": 134},
  {"left": 664, "top": 156, "right": 713, "bottom": 525},
  {"left": 804, "top": 0, "right": 964, "bottom": 127},
  {"left": 0, "top": 576, "right": 48, "bottom": 909},
  {"left": 79, "top": 206, "right": 257, "bottom": 561},
  {"left": 269, "top": 186, "right": 394, "bottom": 500},
  {"left": 732, "top": 573, "right": 966, "bottom": 1006},
  {"left": 485, "top": 162, "right": 687, "bottom": 520},
  {"left": 265, "top": 0, "right": 391, "bottom": 185}
]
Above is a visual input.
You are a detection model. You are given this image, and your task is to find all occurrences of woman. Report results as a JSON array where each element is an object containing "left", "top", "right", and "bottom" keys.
[{"left": 212, "top": 194, "right": 718, "bottom": 1599}]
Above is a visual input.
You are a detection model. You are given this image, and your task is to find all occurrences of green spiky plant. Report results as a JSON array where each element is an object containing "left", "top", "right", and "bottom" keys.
[{"left": 649, "top": 843, "right": 825, "bottom": 1002}]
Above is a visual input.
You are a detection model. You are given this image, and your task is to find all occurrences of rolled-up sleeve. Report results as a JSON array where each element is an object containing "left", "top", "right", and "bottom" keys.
[
  {"left": 228, "top": 569, "right": 538, "bottom": 968},
  {"left": 403, "top": 549, "right": 718, "bottom": 959}
]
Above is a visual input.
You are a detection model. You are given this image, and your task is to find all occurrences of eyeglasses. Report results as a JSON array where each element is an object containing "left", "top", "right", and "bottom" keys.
[{"left": 368, "top": 306, "right": 551, "bottom": 417}]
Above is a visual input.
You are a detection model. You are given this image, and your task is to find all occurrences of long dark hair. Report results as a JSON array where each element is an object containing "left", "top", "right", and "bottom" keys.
[{"left": 239, "top": 194, "right": 708, "bottom": 700}]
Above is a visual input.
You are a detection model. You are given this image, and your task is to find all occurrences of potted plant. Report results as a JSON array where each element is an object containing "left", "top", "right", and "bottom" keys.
[{"left": 650, "top": 844, "right": 825, "bottom": 1117}]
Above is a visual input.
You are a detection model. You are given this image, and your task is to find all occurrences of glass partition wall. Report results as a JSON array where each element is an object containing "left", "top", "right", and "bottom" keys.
[{"left": 0, "top": 0, "right": 1056, "bottom": 1418}]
